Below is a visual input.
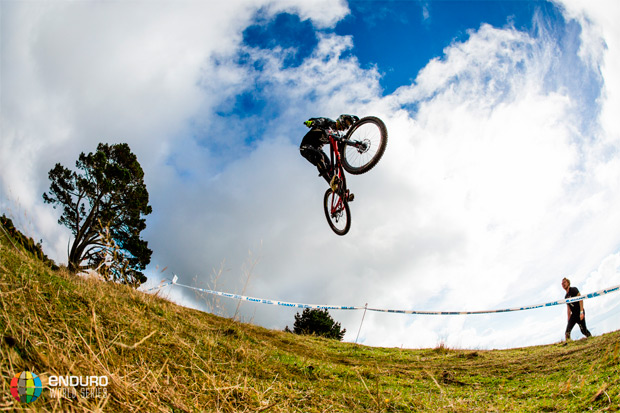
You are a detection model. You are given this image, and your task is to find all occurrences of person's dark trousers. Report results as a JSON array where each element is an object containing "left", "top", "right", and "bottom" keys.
[{"left": 565, "top": 314, "right": 592, "bottom": 340}]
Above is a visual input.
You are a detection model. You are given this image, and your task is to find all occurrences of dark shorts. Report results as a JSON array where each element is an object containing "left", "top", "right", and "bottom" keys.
[{"left": 300, "top": 130, "right": 331, "bottom": 181}]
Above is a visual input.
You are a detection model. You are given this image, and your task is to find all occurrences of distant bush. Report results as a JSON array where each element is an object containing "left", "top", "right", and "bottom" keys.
[
  {"left": 285, "top": 308, "right": 346, "bottom": 341},
  {"left": 1, "top": 214, "right": 58, "bottom": 270}
]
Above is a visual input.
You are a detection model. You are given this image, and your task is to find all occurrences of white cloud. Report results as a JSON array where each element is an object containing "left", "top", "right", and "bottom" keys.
[
  {"left": 0, "top": 0, "right": 349, "bottom": 258},
  {"left": 169, "top": 11, "right": 620, "bottom": 349},
  {"left": 350, "top": 11, "right": 620, "bottom": 348},
  {"left": 2, "top": 0, "right": 619, "bottom": 350}
]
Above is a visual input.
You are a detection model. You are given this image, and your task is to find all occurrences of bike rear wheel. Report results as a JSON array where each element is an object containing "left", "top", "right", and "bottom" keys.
[
  {"left": 323, "top": 188, "right": 351, "bottom": 236},
  {"left": 342, "top": 116, "right": 388, "bottom": 175}
]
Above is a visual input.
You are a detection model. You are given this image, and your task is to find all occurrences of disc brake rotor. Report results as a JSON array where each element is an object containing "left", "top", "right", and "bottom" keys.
[{"left": 357, "top": 139, "right": 371, "bottom": 154}]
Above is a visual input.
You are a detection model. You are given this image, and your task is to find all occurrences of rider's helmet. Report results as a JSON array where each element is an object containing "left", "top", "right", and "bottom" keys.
[{"left": 336, "top": 114, "right": 359, "bottom": 131}]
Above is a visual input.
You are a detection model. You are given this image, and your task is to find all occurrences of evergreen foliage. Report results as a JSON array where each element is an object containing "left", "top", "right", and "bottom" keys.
[
  {"left": 286, "top": 308, "right": 346, "bottom": 341},
  {"left": 42, "top": 143, "right": 152, "bottom": 286},
  {"left": 0, "top": 215, "right": 57, "bottom": 269}
]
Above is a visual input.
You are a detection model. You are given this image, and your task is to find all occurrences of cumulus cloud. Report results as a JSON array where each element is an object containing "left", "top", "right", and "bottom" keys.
[
  {"left": 2, "top": 0, "right": 619, "bottom": 350},
  {"left": 352, "top": 7, "right": 620, "bottom": 347},
  {"left": 0, "top": 0, "right": 348, "bottom": 258},
  {"left": 169, "top": 8, "right": 619, "bottom": 349}
]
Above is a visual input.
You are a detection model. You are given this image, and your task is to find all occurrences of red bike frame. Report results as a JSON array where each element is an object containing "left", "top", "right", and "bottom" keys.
[
  {"left": 325, "top": 131, "right": 349, "bottom": 217},
  {"left": 317, "top": 116, "right": 387, "bottom": 235}
]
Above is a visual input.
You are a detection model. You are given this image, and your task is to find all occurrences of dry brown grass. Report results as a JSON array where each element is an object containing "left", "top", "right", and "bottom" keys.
[{"left": 1, "top": 226, "right": 619, "bottom": 412}]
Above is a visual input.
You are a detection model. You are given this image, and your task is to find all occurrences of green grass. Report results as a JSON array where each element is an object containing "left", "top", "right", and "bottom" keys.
[{"left": 1, "top": 226, "right": 619, "bottom": 412}]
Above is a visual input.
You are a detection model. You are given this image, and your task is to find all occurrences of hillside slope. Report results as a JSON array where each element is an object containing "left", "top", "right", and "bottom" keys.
[{"left": 1, "top": 226, "right": 619, "bottom": 412}]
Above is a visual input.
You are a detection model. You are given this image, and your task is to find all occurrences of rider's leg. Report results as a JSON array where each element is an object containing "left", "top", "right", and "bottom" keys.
[
  {"left": 304, "top": 146, "right": 352, "bottom": 200},
  {"left": 300, "top": 145, "right": 332, "bottom": 184},
  {"left": 317, "top": 150, "right": 332, "bottom": 183},
  {"left": 299, "top": 133, "right": 349, "bottom": 197}
]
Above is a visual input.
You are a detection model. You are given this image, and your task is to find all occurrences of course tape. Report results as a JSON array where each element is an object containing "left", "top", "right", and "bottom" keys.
[
  {"left": 170, "top": 276, "right": 357, "bottom": 310},
  {"left": 366, "top": 285, "right": 620, "bottom": 315},
  {"left": 144, "top": 275, "right": 620, "bottom": 316},
  {"left": 142, "top": 279, "right": 175, "bottom": 292}
]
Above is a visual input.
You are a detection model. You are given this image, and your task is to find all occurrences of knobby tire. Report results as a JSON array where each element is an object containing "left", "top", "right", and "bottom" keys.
[
  {"left": 342, "top": 116, "right": 388, "bottom": 175},
  {"left": 323, "top": 188, "right": 351, "bottom": 236}
]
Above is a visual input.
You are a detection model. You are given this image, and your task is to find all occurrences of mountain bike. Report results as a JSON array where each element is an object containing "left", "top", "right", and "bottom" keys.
[{"left": 322, "top": 116, "right": 388, "bottom": 235}]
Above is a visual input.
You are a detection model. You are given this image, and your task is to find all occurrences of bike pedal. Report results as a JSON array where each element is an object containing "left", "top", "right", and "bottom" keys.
[{"left": 348, "top": 193, "right": 355, "bottom": 202}]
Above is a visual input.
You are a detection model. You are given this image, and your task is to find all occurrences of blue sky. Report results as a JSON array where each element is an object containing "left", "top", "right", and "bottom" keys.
[
  {"left": 240, "top": 1, "right": 562, "bottom": 96},
  {"left": 2, "top": 0, "right": 620, "bottom": 350},
  {"left": 206, "top": 0, "right": 601, "bottom": 155},
  {"left": 336, "top": 0, "right": 547, "bottom": 94}
]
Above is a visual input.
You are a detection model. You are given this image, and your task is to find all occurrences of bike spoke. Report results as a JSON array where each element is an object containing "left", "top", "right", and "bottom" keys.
[
  {"left": 346, "top": 125, "right": 379, "bottom": 167},
  {"left": 342, "top": 117, "right": 387, "bottom": 175},
  {"left": 323, "top": 189, "right": 350, "bottom": 235}
]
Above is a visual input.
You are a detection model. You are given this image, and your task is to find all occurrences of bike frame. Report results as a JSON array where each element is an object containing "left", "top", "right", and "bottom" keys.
[
  {"left": 317, "top": 116, "right": 387, "bottom": 235},
  {"left": 326, "top": 131, "right": 348, "bottom": 217}
]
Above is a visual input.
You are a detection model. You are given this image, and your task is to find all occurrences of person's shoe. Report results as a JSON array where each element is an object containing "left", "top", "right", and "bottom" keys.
[{"left": 330, "top": 175, "right": 340, "bottom": 192}]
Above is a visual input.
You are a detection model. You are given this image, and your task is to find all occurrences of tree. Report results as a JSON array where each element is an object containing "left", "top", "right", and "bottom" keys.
[
  {"left": 285, "top": 308, "right": 346, "bottom": 341},
  {"left": 43, "top": 143, "right": 152, "bottom": 286}
]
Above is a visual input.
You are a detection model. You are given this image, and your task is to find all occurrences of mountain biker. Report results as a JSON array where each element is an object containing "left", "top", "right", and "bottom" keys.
[{"left": 300, "top": 114, "right": 358, "bottom": 197}]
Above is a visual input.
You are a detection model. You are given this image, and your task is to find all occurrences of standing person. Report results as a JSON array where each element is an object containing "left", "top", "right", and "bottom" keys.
[{"left": 562, "top": 277, "right": 592, "bottom": 341}]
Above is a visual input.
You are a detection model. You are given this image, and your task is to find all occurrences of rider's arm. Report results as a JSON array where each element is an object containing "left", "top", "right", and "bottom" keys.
[{"left": 304, "top": 117, "right": 337, "bottom": 130}]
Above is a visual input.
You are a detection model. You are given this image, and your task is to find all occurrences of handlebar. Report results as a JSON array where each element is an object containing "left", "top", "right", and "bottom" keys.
[{"left": 328, "top": 132, "right": 368, "bottom": 151}]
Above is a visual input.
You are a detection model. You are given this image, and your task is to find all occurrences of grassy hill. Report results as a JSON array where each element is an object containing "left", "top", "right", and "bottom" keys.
[{"left": 1, "top": 223, "right": 619, "bottom": 412}]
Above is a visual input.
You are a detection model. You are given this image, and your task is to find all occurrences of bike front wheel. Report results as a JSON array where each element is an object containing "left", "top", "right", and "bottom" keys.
[
  {"left": 342, "top": 116, "right": 388, "bottom": 175},
  {"left": 323, "top": 188, "right": 351, "bottom": 236}
]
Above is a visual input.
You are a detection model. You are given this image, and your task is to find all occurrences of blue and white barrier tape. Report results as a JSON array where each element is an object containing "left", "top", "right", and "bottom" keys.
[
  {"left": 172, "top": 276, "right": 356, "bottom": 310},
  {"left": 365, "top": 285, "right": 620, "bottom": 315},
  {"left": 145, "top": 275, "right": 620, "bottom": 316},
  {"left": 142, "top": 279, "right": 175, "bottom": 292}
]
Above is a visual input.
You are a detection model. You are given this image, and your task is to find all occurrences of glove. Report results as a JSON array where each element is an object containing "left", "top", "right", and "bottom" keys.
[{"left": 304, "top": 120, "right": 314, "bottom": 128}]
